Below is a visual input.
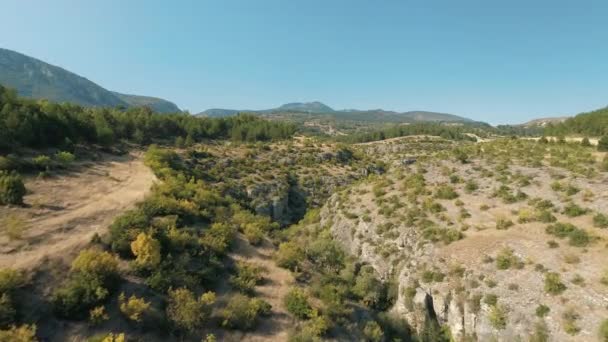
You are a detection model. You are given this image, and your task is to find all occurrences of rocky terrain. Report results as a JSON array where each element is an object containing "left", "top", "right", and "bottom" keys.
[{"left": 321, "top": 138, "right": 608, "bottom": 341}]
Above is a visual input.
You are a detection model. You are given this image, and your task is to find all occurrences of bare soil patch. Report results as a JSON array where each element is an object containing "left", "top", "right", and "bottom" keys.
[{"left": 0, "top": 152, "right": 156, "bottom": 270}]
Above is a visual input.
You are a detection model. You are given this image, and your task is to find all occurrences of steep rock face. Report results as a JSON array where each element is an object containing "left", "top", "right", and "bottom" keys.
[{"left": 321, "top": 198, "right": 522, "bottom": 340}]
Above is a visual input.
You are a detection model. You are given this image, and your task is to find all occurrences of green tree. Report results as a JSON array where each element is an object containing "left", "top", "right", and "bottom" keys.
[
  {"left": 599, "top": 136, "right": 608, "bottom": 152},
  {"left": 0, "top": 171, "right": 26, "bottom": 205},
  {"left": 284, "top": 288, "right": 312, "bottom": 319},
  {"left": 166, "top": 288, "right": 215, "bottom": 332},
  {"left": 130, "top": 233, "right": 161, "bottom": 269}
]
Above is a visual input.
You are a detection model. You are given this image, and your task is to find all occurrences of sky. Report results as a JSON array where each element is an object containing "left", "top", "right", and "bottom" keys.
[{"left": 1, "top": 0, "right": 608, "bottom": 124}]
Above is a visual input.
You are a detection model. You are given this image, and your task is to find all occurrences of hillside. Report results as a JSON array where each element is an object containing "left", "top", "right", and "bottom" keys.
[
  {"left": 111, "top": 92, "right": 181, "bottom": 113},
  {"left": 0, "top": 48, "right": 180, "bottom": 113},
  {"left": 544, "top": 106, "right": 608, "bottom": 137}
]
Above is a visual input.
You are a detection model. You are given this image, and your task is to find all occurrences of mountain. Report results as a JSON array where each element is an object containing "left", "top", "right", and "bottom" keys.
[
  {"left": 0, "top": 48, "right": 180, "bottom": 113},
  {"left": 519, "top": 116, "right": 569, "bottom": 128},
  {"left": 197, "top": 103, "right": 473, "bottom": 123},
  {"left": 200, "top": 108, "right": 244, "bottom": 117},
  {"left": 274, "top": 101, "right": 334, "bottom": 113},
  {"left": 111, "top": 92, "right": 180, "bottom": 113},
  {"left": 401, "top": 110, "right": 474, "bottom": 122}
]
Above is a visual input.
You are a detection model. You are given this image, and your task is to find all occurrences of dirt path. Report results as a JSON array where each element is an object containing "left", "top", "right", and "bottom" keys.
[
  {"left": 0, "top": 153, "right": 156, "bottom": 270},
  {"left": 230, "top": 235, "right": 294, "bottom": 342}
]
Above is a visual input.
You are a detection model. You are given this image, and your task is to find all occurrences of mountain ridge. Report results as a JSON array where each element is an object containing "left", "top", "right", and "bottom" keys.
[
  {"left": 0, "top": 48, "right": 180, "bottom": 113},
  {"left": 198, "top": 103, "right": 474, "bottom": 123}
]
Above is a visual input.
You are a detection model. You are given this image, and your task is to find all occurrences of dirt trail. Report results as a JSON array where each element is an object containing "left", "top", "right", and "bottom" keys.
[
  {"left": 230, "top": 235, "right": 294, "bottom": 342},
  {"left": 0, "top": 153, "right": 156, "bottom": 270}
]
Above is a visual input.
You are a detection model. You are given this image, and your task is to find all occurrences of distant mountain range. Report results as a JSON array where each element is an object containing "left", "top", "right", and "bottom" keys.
[
  {"left": 518, "top": 116, "right": 570, "bottom": 128},
  {"left": 198, "top": 101, "right": 474, "bottom": 123},
  {"left": 0, "top": 48, "right": 180, "bottom": 113}
]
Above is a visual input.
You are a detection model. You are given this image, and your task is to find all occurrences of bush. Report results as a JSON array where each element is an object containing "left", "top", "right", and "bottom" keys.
[
  {"left": 0, "top": 269, "right": 25, "bottom": 294},
  {"left": 599, "top": 319, "right": 608, "bottom": 341},
  {"left": 275, "top": 241, "right": 305, "bottom": 271},
  {"left": 221, "top": 294, "right": 271, "bottom": 330},
  {"left": 535, "top": 304, "right": 550, "bottom": 318},
  {"left": 435, "top": 185, "right": 458, "bottom": 200},
  {"left": 581, "top": 137, "right": 591, "bottom": 147},
  {"left": 496, "top": 217, "right": 513, "bottom": 230},
  {"left": 598, "top": 135, "right": 608, "bottom": 152},
  {"left": 363, "top": 320, "right": 384, "bottom": 342},
  {"left": 593, "top": 213, "right": 608, "bottom": 228},
  {"left": 488, "top": 304, "right": 508, "bottom": 330},
  {"left": 562, "top": 203, "right": 588, "bottom": 217},
  {"left": 52, "top": 250, "right": 120, "bottom": 318},
  {"left": 0, "top": 171, "right": 26, "bottom": 205},
  {"left": 33, "top": 155, "right": 52, "bottom": 170},
  {"left": 544, "top": 272, "right": 566, "bottom": 295},
  {"left": 284, "top": 288, "right": 312, "bottom": 320},
  {"left": 130, "top": 233, "right": 161, "bottom": 269},
  {"left": 0, "top": 294, "right": 16, "bottom": 328},
  {"left": 230, "top": 261, "right": 265, "bottom": 294},
  {"left": 166, "top": 288, "right": 215, "bottom": 332},
  {"left": 495, "top": 248, "right": 519, "bottom": 270},
  {"left": 118, "top": 293, "right": 150, "bottom": 322},
  {"left": 55, "top": 151, "right": 75, "bottom": 165},
  {"left": 89, "top": 306, "right": 109, "bottom": 325},
  {"left": 483, "top": 293, "right": 498, "bottom": 306},
  {"left": 545, "top": 223, "right": 590, "bottom": 247},
  {"left": 0, "top": 324, "right": 37, "bottom": 342}
]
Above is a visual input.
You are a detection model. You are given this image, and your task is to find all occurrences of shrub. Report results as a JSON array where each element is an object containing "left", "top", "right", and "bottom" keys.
[
  {"left": 284, "top": 288, "right": 312, "bottom": 320},
  {"left": 0, "top": 269, "right": 25, "bottom": 294},
  {"left": 52, "top": 250, "right": 120, "bottom": 318},
  {"left": 483, "top": 293, "right": 498, "bottom": 306},
  {"left": 593, "top": 213, "right": 608, "bottom": 228},
  {"left": 495, "top": 248, "right": 520, "bottom": 270},
  {"left": 221, "top": 294, "right": 271, "bottom": 330},
  {"left": 529, "top": 320, "right": 549, "bottom": 342},
  {"left": 275, "top": 241, "right": 305, "bottom": 271},
  {"left": 465, "top": 180, "right": 478, "bottom": 193},
  {"left": 166, "top": 288, "right": 215, "bottom": 332},
  {"left": 33, "top": 155, "right": 52, "bottom": 170},
  {"left": 130, "top": 233, "right": 161, "bottom": 269},
  {"left": 0, "top": 294, "right": 16, "bottom": 327},
  {"left": 0, "top": 171, "right": 26, "bottom": 205},
  {"left": 363, "top": 320, "right": 384, "bottom": 342},
  {"left": 495, "top": 217, "right": 513, "bottom": 230},
  {"left": 598, "top": 135, "right": 608, "bottom": 152},
  {"left": 435, "top": 185, "right": 458, "bottom": 200},
  {"left": 230, "top": 261, "right": 265, "bottom": 294},
  {"left": 562, "top": 308, "right": 580, "bottom": 335},
  {"left": 535, "top": 304, "right": 550, "bottom": 318},
  {"left": 599, "top": 319, "right": 608, "bottom": 341},
  {"left": 118, "top": 293, "right": 150, "bottom": 322},
  {"left": 55, "top": 151, "right": 75, "bottom": 165},
  {"left": 544, "top": 272, "right": 566, "bottom": 295},
  {"left": 352, "top": 266, "right": 390, "bottom": 309},
  {"left": 545, "top": 223, "right": 590, "bottom": 247},
  {"left": 0, "top": 324, "right": 37, "bottom": 342},
  {"left": 2, "top": 215, "right": 28, "bottom": 241},
  {"left": 581, "top": 137, "right": 591, "bottom": 147},
  {"left": 243, "top": 223, "right": 264, "bottom": 245},
  {"left": 488, "top": 304, "right": 508, "bottom": 330},
  {"left": 89, "top": 306, "right": 109, "bottom": 325},
  {"left": 562, "top": 203, "right": 588, "bottom": 217}
]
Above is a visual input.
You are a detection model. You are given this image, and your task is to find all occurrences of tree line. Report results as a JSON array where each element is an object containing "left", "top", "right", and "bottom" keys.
[
  {"left": 0, "top": 85, "right": 296, "bottom": 151},
  {"left": 544, "top": 107, "right": 608, "bottom": 137},
  {"left": 336, "top": 122, "right": 486, "bottom": 143}
]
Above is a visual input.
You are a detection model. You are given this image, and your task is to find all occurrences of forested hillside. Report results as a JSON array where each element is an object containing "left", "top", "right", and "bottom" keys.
[
  {"left": 0, "top": 85, "right": 295, "bottom": 152},
  {"left": 0, "top": 48, "right": 180, "bottom": 113},
  {"left": 544, "top": 106, "right": 608, "bottom": 136}
]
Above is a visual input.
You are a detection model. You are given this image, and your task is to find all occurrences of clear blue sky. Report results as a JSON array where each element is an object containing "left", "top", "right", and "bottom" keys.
[{"left": 2, "top": 0, "right": 607, "bottom": 124}]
